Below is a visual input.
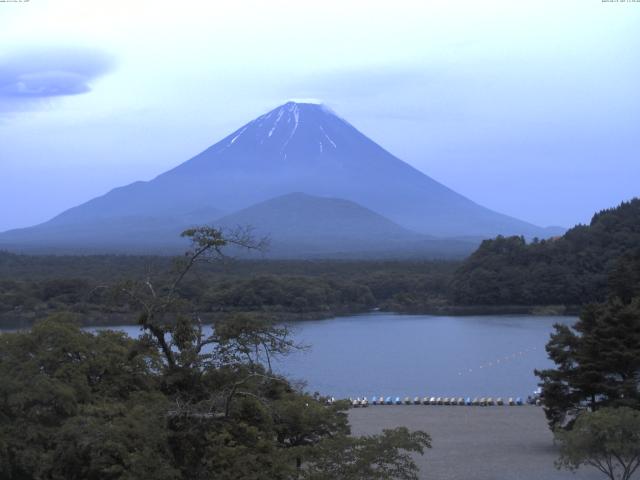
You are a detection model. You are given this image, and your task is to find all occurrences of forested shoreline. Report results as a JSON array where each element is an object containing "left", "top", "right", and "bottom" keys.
[
  {"left": 451, "top": 199, "right": 640, "bottom": 306},
  {"left": 0, "top": 255, "right": 456, "bottom": 328},
  {"left": 1, "top": 199, "right": 638, "bottom": 329},
  {"left": 0, "top": 253, "right": 578, "bottom": 330}
]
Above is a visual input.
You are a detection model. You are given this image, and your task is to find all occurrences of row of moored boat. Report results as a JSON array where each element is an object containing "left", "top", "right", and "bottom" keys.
[{"left": 327, "top": 396, "right": 532, "bottom": 407}]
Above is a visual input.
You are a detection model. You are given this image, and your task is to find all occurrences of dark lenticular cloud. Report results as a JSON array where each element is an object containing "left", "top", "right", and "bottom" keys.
[{"left": 0, "top": 47, "right": 115, "bottom": 109}]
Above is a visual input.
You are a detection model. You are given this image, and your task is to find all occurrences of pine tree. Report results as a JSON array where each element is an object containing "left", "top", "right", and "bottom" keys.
[{"left": 536, "top": 285, "right": 640, "bottom": 429}]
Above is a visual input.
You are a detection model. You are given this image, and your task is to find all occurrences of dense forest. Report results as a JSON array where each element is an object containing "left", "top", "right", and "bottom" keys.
[
  {"left": 0, "top": 254, "right": 456, "bottom": 328},
  {"left": 450, "top": 199, "right": 640, "bottom": 307},
  {"left": 2, "top": 199, "right": 639, "bottom": 329}
]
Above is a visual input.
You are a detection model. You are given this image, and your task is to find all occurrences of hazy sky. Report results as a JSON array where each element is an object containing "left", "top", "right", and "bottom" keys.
[{"left": 1, "top": 0, "right": 639, "bottom": 232}]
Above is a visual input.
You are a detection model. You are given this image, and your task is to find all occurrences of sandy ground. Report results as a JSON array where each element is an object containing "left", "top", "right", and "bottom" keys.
[{"left": 348, "top": 405, "right": 603, "bottom": 480}]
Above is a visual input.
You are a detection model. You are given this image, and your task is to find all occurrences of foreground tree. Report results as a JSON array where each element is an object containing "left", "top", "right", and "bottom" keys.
[
  {"left": 302, "top": 427, "right": 431, "bottom": 480},
  {"left": 555, "top": 407, "right": 640, "bottom": 480},
  {"left": 535, "top": 264, "right": 640, "bottom": 429},
  {"left": 0, "top": 315, "right": 178, "bottom": 480},
  {"left": 0, "top": 226, "right": 431, "bottom": 479},
  {"left": 536, "top": 254, "right": 640, "bottom": 478}
]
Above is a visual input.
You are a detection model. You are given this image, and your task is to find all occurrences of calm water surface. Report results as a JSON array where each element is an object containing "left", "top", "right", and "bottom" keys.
[
  {"left": 274, "top": 313, "right": 576, "bottom": 398},
  {"left": 91, "top": 312, "right": 575, "bottom": 399}
]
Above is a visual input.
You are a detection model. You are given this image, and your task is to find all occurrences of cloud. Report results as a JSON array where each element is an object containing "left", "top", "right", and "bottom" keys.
[
  {"left": 289, "top": 66, "right": 436, "bottom": 100},
  {"left": 282, "top": 65, "right": 464, "bottom": 121},
  {"left": 0, "top": 47, "right": 115, "bottom": 110}
]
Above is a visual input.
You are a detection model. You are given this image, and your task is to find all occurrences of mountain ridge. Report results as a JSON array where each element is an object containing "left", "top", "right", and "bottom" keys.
[{"left": 0, "top": 101, "right": 564, "bottom": 255}]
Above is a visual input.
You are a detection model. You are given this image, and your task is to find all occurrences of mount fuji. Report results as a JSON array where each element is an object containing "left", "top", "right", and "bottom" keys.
[{"left": 0, "top": 101, "right": 562, "bottom": 256}]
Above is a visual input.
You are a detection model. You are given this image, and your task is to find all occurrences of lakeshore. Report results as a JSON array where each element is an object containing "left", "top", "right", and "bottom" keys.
[
  {"left": 0, "top": 312, "right": 572, "bottom": 399},
  {"left": 349, "top": 406, "right": 601, "bottom": 480}
]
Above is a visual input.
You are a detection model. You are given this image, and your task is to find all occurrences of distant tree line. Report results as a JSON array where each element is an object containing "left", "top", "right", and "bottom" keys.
[
  {"left": 450, "top": 199, "right": 640, "bottom": 306},
  {"left": 0, "top": 255, "right": 456, "bottom": 328},
  {"left": 2, "top": 199, "right": 639, "bottom": 329}
]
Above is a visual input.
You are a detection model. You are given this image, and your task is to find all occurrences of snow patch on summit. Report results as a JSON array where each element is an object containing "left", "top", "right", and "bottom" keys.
[
  {"left": 289, "top": 102, "right": 300, "bottom": 129},
  {"left": 221, "top": 100, "right": 342, "bottom": 156},
  {"left": 287, "top": 97, "right": 323, "bottom": 105},
  {"left": 268, "top": 109, "right": 284, "bottom": 138},
  {"left": 228, "top": 126, "right": 248, "bottom": 146},
  {"left": 320, "top": 126, "right": 337, "bottom": 149},
  {"left": 280, "top": 103, "right": 300, "bottom": 153}
]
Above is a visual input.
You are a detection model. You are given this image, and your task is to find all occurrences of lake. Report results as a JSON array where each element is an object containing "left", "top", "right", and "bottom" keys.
[{"left": 92, "top": 312, "right": 575, "bottom": 400}]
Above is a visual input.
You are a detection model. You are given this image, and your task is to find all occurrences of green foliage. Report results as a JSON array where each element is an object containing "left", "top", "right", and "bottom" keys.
[
  {"left": 0, "top": 317, "right": 431, "bottom": 479},
  {"left": 204, "top": 275, "right": 376, "bottom": 314},
  {"left": 536, "top": 296, "right": 640, "bottom": 428},
  {"left": 302, "top": 427, "right": 431, "bottom": 480},
  {"left": 555, "top": 407, "right": 640, "bottom": 480},
  {"left": 0, "top": 227, "right": 431, "bottom": 479},
  {"left": 0, "top": 315, "right": 171, "bottom": 480},
  {"left": 608, "top": 250, "right": 640, "bottom": 304},
  {"left": 0, "top": 253, "right": 456, "bottom": 328},
  {"left": 451, "top": 198, "right": 640, "bottom": 306}
]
